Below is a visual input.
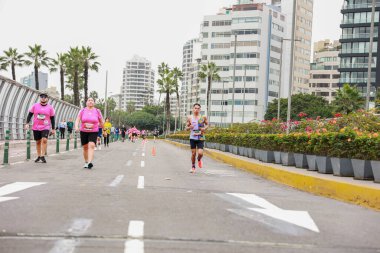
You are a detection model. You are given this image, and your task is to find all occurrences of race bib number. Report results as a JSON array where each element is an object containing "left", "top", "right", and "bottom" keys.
[
  {"left": 84, "top": 123, "right": 94, "bottom": 130},
  {"left": 37, "top": 114, "right": 46, "bottom": 120},
  {"left": 44, "top": 120, "right": 49, "bottom": 126}
]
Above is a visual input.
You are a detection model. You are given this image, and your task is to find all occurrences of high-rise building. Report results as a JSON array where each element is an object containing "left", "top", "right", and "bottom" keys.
[
  {"left": 181, "top": 38, "right": 201, "bottom": 119},
  {"left": 120, "top": 55, "right": 155, "bottom": 111},
  {"left": 20, "top": 71, "right": 48, "bottom": 90},
  {"left": 310, "top": 40, "right": 341, "bottom": 103},
  {"left": 198, "top": 1, "right": 286, "bottom": 124},
  {"left": 236, "top": 0, "right": 314, "bottom": 96},
  {"left": 339, "top": 0, "right": 380, "bottom": 98}
]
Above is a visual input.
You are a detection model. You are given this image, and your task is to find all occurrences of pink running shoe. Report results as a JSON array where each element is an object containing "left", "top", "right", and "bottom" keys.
[{"left": 198, "top": 159, "right": 203, "bottom": 169}]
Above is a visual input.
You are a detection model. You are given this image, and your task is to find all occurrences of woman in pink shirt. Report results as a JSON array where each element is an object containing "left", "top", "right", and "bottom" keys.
[{"left": 75, "top": 98, "right": 104, "bottom": 169}]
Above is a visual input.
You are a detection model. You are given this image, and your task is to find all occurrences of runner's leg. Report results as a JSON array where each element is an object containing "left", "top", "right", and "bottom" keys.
[
  {"left": 83, "top": 144, "right": 89, "bottom": 162},
  {"left": 41, "top": 138, "right": 48, "bottom": 157}
]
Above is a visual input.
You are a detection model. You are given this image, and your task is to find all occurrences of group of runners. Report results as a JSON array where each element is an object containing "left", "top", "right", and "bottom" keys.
[{"left": 25, "top": 93, "right": 208, "bottom": 172}]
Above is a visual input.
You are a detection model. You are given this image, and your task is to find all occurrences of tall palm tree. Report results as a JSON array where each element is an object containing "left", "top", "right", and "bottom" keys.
[
  {"left": 172, "top": 67, "right": 183, "bottom": 132},
  {"left": 50, "top": 53, "right": 68, "bottom": 100},
  {"left": 198, "top": 61, "right": 220, "bottom": 123},
  {"left": 66, "top": 47, "right": 83, "bottom": 106},
  {"left": 0, "top": 48, "right": 25, "bottom": 80},
  {"left": 81, "top": 46, "right": 100, "bottom": 105},
  {"left": 333, "top": 84, "right": 364, "bottom": 114},
  {"left": 157, "top": 63, "right": 175, "bottom": 134},
  {"left": 24, "top": 44, "right": 51, "bottom": 90}
]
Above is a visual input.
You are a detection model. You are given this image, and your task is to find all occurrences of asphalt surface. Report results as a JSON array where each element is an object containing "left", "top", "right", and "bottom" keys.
[{"left": 0, "top": 139, "right": 379, "bottom": 253}]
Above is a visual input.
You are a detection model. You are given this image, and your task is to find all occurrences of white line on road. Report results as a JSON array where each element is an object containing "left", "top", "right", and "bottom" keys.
[
  {"left": 140, "top": 161, "right": 145, "bottom": 168},
  {"left": 109, "top": 175, "right": 124, "bottom": 187},
  {"left": 142, "top": 153, "right": 145, "bottom": 157},
  {"left": 137, "top": 176, "right": 144, "bottom": 189},
  {"left": 125, "top": 220, "right": 144, "bottom": 253},
  {"left": 49, "top": 218, "right": 92, "bottom": 253},
  {"left": 126, "top": 160, "right": 132, "bottom": 167},
  {"left": 10, "top": 161, "right": 25, "bottom": 165},
  {"left": 0, "top": 182, "right": 46, "bottom": 197}
]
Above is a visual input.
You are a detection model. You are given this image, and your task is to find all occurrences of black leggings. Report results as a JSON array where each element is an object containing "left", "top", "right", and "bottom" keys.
[
  {"left": 104, "top": 135, "right": 110, "bottom": 146},
  {"left": 60, "top": 128, "right": 65, "bottom": 139}
]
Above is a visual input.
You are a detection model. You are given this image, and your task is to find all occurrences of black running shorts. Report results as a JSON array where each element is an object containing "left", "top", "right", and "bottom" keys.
[
  {"left": 80, "top": 131, "right": 98, "bottom": 146},
  {"left": 190, "top": 139, "right": 204, "bottom": 150},
  {"left": 33, "top": 130, "right": 50, "bottom": 141}
]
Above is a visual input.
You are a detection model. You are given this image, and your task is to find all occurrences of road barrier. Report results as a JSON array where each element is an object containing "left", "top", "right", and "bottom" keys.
[
  {"left": 66, "top": 133, "right": 70, "bottom": 151},
  {"left": 74, "top": 132, "right": 78, "bottom": 149},
  {"left": 26, "top": 130, "right": 31, "bottom": 160},
  {"left": 2, "top": 130, "right": 10, "bottom": 165},
  {"left": 56, "top": 130, "right": 60, "bottom": 153}
]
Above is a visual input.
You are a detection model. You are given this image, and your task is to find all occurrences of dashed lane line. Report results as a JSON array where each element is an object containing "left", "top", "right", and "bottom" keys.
[
  {"left": 125, "top": 220, "right": 144, "bottom": 253},
  {"left": 137, "top": 176, "right": 144, "bottom": 189},
  {"left": 109, "top": 175, "right": 124, "bottom": 187}
]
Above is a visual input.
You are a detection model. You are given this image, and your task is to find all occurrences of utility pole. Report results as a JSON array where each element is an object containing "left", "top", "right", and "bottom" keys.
[
  {"left": 104, "top": 70, "right": 108, "bottom": 119},
  {"left": 242, "top": 65, "right": 247, "bottom": 123},
  {"left": 366, "top": 0, "right": 376, "bottom": 110},
  {"left": 231, "top": 33, "right": 238, "bottom": 126}
]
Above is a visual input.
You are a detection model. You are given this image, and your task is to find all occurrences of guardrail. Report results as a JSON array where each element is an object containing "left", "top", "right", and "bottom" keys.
[{"left": 0, "top": 75, "right": 80, "bottom": 141}]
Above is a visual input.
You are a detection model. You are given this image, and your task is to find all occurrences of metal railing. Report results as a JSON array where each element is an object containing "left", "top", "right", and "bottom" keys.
[
  {"left": 340, "top": 33, "right": 377, "bottom": 39},
  {"left": 342, "top": 2, "right": 380, "bottom": 10},
  {"left": 0, "top": 75, "right": 80, "bottom": 141},
  {"left": 340, "top": 63, "right": 377, "bottom": 68}
]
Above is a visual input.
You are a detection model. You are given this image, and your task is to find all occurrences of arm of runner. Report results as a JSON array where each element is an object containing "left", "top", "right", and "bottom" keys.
[
  {"left": 200, "top": 116, "right": 209, "bottom": 133},
  {"left": 25, "top": 112, "right": 33, "bottom": 130},
  {"left": 50, "top": 116, "right": 56, "bottom": 134},
  {"left": 185, "top": 116, "right": 193, "bottom": 131},
  {"left": 75, "top": 116, "right": 81, "bottom": 132}
]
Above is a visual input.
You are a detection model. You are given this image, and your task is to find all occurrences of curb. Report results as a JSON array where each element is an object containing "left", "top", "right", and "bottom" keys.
[{"left": 165, "top": 140, "right": 380, "bottom": 211}]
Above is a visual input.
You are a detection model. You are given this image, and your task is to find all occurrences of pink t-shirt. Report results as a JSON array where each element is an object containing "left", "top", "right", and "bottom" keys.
[
  {"left": 29, "top": 103, "right": 55, "bottom": 131},
  {"left": 78, "top": 107, "right": 103, "bottom": 133}
]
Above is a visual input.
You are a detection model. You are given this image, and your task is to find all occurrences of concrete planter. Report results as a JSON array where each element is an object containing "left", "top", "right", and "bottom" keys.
[
  {"left": 219, "top": 144, "right": 229, "bottom": 152},
  {"left": 294, "top": 153, "right": 308, "bottom": 169},
  {"left": 247, "top": 148, "right": 254, "bottom": 158},
  {"left": 254, "top": 149, "right": 263, "bottom": 161},
  {"left": 261, "top": 150, "right": 275, "bottom": 163},
  {"left": 281, "top": 152, "right": 295, "bottom": 166},
  {"left": 371, "top": 160, "right": 380, "bottom": 183},
  {"left": 238, "top": 147, "right": 246, "bottom": 156},
  {"left": 306, "top": 155, "right": 318, "bottom": 171},
  {"left": 231, "top": 145, "right": 238, "bottom": 155},
  {"left": 214, "top": 143, "right": 221, "bottom": 150},
  {"left": 316, "top": 156, "right": 333, "bottom": 174},
  {"left": 331, "top": 157, "right": 354, "bottom": 177},
  {"left": 351, "top": 159, "right": 373, "bottom": 180},
  {"left": 274, "top": 151, "right": 282, "bottom": 164}
]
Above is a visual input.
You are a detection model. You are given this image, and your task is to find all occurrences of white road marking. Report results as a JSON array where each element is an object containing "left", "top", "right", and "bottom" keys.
[
  {"left": 109, "top": 175, "right": 124, "bottom": 187},
  {"left": 137, "top": 176, "right": 144, "bottom": 189},
  {"left": 126, "top": 160, "right": 132, "bottom": 167},
  {"left": 227, "top": 193, "right": 319, "bottom": 233},
  {"left": 140, "top": 161, "right": 145, "bottom": 167},
  {"left": 0, "top": 182, "right": 46, "bottom": 204},
  {"left": 0, "top": 165, "right": 4, "bottom": 169},
  {"left": 125, "top": 220, "right": 144, "bottom": 253},
  {"left": 142, "top": 153, "right": 145, "bottom": 157},
  {"left": 61, "top": 151, "right": 67, "bottom": 154},
  {"left": 49, "top": 219, "right": 92, "bottom": 253},
  {"left": 10, "top": 161, "right": 25, "bottom": 165},
  {"left": 50, "top": 154, "right": 57, "bottom": 156}
]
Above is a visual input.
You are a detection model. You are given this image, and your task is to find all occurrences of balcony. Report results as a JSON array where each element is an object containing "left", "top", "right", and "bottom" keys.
[
  {"left": 340, "top": 33, "right": 377, "bottom": 39},
  {"left": 342, "top": 18, "right": 373, "bottom": 24},
  {"left": 339, "top": 77, "right": 376, "bottom": 83},
  {"left": 342, "top": 2, "right": 380, "bottom": 10},
  {"left": 339, "top": 63, "right": 376, "bottom": 68},
  {"left": 340, "top": 48, "right": 377, "bottom": 54}
]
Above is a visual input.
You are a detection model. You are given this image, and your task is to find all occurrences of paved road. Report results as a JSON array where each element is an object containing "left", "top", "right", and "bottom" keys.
[{"left": 0, "top": 140, "right": 379, "bottom": 253}]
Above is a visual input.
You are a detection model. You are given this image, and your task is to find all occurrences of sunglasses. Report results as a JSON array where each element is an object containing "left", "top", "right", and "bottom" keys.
[{"left": 40, "top": 95, "right": 48, "bottom": 98}]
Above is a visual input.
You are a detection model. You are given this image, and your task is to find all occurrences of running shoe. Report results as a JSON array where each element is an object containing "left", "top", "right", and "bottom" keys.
[
  {"left": 34, "top": 157, "right": 41, "bottom": 163},
  {"left": 83, "top": 163, "right": 89, "bottom": 168},
  {"left": 189, "top": 166, "right": 196, "bottom": 173},
  {"left": 88, "top": 163, "right": 93, "bottom": 169},
  {"left": 198, "top": 159, "right": 203, "bottom": 169},
  {"left": 40, "top": 157, "right": 47, "bottom": 163}
]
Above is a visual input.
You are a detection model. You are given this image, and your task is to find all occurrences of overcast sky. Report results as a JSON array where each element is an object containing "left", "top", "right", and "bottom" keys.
[{"left": 0, "top": 0, "right": 343, "bottom": 99}]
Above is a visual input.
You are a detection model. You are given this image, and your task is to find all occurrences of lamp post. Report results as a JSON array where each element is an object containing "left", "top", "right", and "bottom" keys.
[
  {"left": 231, "top": 32, "right": 238, "bottom": 126},
  {"left": 278, "top": 38, "right": 301, "bottom": 121},
  {"left": 104, "top": 70, "right": 108, "bottom": 119},
  {"left": 222, "top": 80, "right": 227, "bottom": 126},
  {"left": 366, "top": 0, "right": 376, "bottom": 110},
  {"left": 196, "top": 58, "right": 202, "bottom": 103},
  {"left": 286, "top": 0, "right": 297, "bottom": 134},
  {"left": 242, "top": 65, "right": 247, "bottom": 123}
]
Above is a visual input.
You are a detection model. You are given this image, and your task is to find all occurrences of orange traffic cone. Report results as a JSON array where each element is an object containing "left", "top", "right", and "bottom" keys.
[{"left": 151, "top": 146, "right": 156, "bottom": 156}]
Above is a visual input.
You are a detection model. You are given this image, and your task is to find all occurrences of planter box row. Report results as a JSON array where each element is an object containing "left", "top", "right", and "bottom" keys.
[{"left": 168, "top": 138, "right": 379, "bottom": 183}]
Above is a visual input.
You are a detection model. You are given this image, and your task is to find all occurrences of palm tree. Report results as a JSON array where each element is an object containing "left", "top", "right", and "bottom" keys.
[
  {"left": 333, "top": 84, "right": 364, "bottom": 114},
  {"left": 65, "top": 47, "right": 82, "bottom": 106},
  {"left": 81, "top": 46, "right": 100, "bottom": 105},
  {"left": 24, "top": 44, "right": 51, "bottom": 90},
  {"left": 0, "top": 48, "right": 25, "bottom": 80},
  {"left": 50, "top": 53, "right": 68, "bottom": 100},
  {"left": 157, "top": 62, "right": 175, "bottom": 134},
  {"left": 198, "top": 61, "right": 220, "bottom": 122},
  {"left": 172, "top": 67, "right": 183, "bottom": 132}
]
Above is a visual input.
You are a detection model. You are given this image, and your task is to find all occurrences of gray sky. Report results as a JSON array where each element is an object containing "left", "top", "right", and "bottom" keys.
[{"left": 0, "top": 0, "right": 343, "bottom": 99}]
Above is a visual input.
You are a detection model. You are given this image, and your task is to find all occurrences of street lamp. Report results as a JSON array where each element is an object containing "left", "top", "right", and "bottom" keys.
[
  {"left": 231, "top": 32, "right": 238, "bottom": 126},
  {"left": 242, "top": 65, "right": 247, "bottom": 123},
  {"left": 196, "top": 58, "right": 202, "bottom": 104},
  {"left": 278, "top": 38, "right": 301, "bottom": 121},
  {"left": 366, "top": 0, "right": 376, "bottom": 110},
  {"left": 104, "top": 70, "right": 108, "bottom": 119},
  {"left": 222, "top": 80, "right": 227, "bottom": 126},
  {"left": 286, "top": 0, "right": 297, "bottom": 134}
]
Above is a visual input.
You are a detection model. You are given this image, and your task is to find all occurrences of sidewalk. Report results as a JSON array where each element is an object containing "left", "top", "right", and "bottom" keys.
[{"left": 166, "top": 139, "right": 380, "bottom": 211}]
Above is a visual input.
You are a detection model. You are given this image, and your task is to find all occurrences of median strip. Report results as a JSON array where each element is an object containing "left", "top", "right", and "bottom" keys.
[{"left": 165, "top": 139, "right": 380, "bottom": 211}]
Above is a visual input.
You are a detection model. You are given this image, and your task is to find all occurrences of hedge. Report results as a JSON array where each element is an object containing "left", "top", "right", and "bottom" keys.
[{"left": 167, "top": 132, "right": 380, "bottom": 161}]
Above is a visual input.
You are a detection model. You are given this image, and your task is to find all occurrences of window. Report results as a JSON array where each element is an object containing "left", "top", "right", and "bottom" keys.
[
  {"left": 232, "top": 29, "right": 260, "bottom": 35},
  {"left": 211, "top": 32, "right": 231, "bottom": 38},
  {"left": 232, "top": 17, "right": 262, "bottom": 24},
  {"left": 212, "top": 20, "right": 232, "bottom": 26}
]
